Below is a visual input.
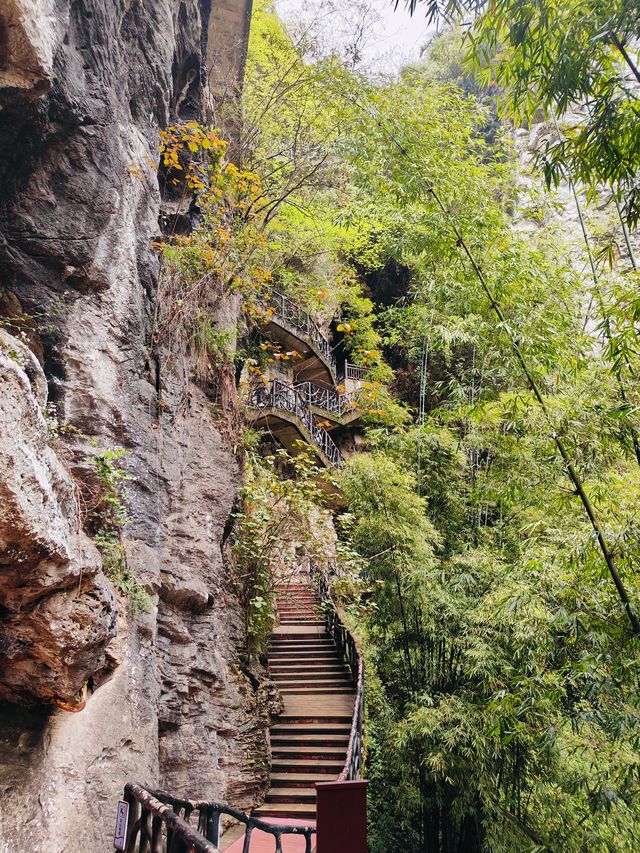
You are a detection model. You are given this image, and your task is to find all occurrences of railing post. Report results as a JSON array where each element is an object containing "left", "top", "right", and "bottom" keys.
[{"left": 315, "top": 781, "right": 368, "bottom": 853}]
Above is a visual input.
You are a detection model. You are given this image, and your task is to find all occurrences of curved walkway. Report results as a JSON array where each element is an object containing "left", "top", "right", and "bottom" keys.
[
  {"left": 264, "top": 291, "right": 338, "bottom": 386},
  {"left": 246, "top": 380, "right": 343, "bottom": 468}
]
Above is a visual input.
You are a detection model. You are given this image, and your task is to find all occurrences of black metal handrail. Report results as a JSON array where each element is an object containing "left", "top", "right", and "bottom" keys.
[
  {"left": 267, "top": 290, "right": 337, "bottom": 380},
  {"left": 119, "top": 783, "right": 316, "bottom": 853},
  {"left": 295, "top": 381, "right": 361, "bottom": 419},
  {"left": 248, "top": 379, "right": 343, "bottom": 468},
  {"left": 316, "top": 571, "right": 365, "bottom": 782}
]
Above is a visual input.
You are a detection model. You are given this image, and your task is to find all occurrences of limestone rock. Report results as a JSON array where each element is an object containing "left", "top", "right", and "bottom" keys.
[
  {"left": 0, "top": 1, "right": 273, "bottom": 847},
  {"left": 0, "top": 332, "right": 116, "bottom": 705},
  {"left": 0, "top": 332, "right": 117, "bottom": 706}
]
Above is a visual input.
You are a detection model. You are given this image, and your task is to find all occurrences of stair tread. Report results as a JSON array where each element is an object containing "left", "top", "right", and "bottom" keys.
[
  {"left": 272, "top": 672, "right": 350, "bottom": 678},
  {"left": 253, "top": 804, "right": 317, "bottom": 815},
  {"left": 273, "top": 759, "right": 344, "bottom": 768},
  {"left": 270, "top": 772, "right": 337, "bottom": 782},
  {"left": 265, "top": 788, "right": 316, "bottom": 799},
  {"left": 272, "top": 747, "right": 347, "bottom": 754},
  {"left": 272, "top": 734, "right": 349, "bottom": 742},
  {"left": 271, "top": 723, "right": 351, "bottom": 732}
]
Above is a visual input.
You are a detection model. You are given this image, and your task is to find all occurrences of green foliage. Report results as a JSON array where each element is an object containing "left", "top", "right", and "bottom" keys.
[
  {"left": 148, "top": 122, "right": 272, "bottom": 379},
  {"left": 232, "top": 448, "right": 335, "bottom": 655},
  {"left": 242, "top": 0, "right": 390, "bottom": 376},
  {"left": 239, "top": 4, "right": 640, "bottom": 849},
  {"left": 89, "top": 450, "right": 151, "bottom": 615},
  {"left": 410, "top": 0, "right": 640, "bottom": 226}
]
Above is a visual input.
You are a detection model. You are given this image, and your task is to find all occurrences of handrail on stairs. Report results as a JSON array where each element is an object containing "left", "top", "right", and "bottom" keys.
[
  {"left": 247, "top": 378, "right": 344, "bottom": 468},
  {"left": 116, "top": 783, "right": 316, "bottom": 853},
  {"left": 316, "top": 569, "right": 365, "bottom": 782},
  {"left": 267, "top": 290, "right": 337, "bottom": 379},
  {"left": 294, "top": 381, "right": 361, "bottom": 419}
]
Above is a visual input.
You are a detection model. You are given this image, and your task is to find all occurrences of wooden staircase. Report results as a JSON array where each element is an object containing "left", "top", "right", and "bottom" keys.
[{"left": 253, "top": 583, "right": 355, "bottom": 822}]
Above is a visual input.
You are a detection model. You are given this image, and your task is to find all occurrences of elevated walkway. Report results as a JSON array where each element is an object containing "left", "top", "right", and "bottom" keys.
[
  {"left": 262, "top": 291, "right": 337, "bottom": 388},
  {"left": 294, "top": 382, "right": 363, "bottom": 429},
  {"left": 246, "top": 380, "right": 343, "bottom": 469}
]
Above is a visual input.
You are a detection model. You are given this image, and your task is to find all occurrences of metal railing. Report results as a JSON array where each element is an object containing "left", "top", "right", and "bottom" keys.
[
  {"left": 267, "top": 290, "right": 337, "bottom": 379},
  {"left": 343, "top": 362, "right": 371, "bottom": 383},
  {"left": 118, "top": 784, "right": 316, "bottom": 853},
  {"left": 317, "top": 572, "right": 365, "bottom": 781},
  {"left": 248, "top": 379, "right": 343, "bottom": 468},
  {"left": 295, "top": 381, "right": 361, "bottom": 419}
]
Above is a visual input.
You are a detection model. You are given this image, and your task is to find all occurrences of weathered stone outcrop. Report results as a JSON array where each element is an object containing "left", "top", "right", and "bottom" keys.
[
  {"left": 0, "top": 329, "right": 117, "bottom": 706},
  {"left": 0, "top": 1, "right": 268, "bottom": 849}
]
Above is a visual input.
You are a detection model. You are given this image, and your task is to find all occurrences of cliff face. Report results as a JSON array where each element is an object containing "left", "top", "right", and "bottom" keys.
[{"left": 0, "top": 2, "right": 268, "bottom": 849}]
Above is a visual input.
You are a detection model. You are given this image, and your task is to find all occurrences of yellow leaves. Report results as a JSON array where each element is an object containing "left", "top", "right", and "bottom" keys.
[
  {"left": 337, "top": 322, "right": 354, "bottom": 333},
  {"left": 128, "top": 162, "right": 146, "bottom": 179}
]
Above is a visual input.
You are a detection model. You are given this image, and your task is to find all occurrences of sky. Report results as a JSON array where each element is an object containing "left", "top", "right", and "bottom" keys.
[{"left": 275, "top": 0, "right": 437, "bottom": 74}]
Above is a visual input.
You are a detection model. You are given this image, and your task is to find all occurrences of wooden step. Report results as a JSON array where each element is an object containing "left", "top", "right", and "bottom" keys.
[
  {"left": 276, "top": 713, "right": 353, "bottom": 725},
  {"left": 269, "top": 653, "right": 338, "bottom": 662},
  {"left": 271, "top": 733, "right": 349, "bottom": 746},
  {"left": 271, "top": 722, "right": 351, "bottom": 735},
  {"left": 270, "top": 657, "right": 345, "bottom": 665},
  {"left": 270, "top": 631, "right": 326, "bottom": 640},
  {"left": 270, "top": 772, "right": 337, "bottom": 787},
  {"left": 272, "top": 670, "right": 350, "bottom": 678},
  {"left": 272, "top": 746, "right": 347, "bottom": 761},
  {"left": 270, "top": 662, "right": 341, "bottom": 670},
  {"left": 279, "top": 686, "right": 354, "bottom": 695},
  {"left": 272, "top": 758, "right": 344, "bottom": 772},
  {"left": 253, "top": 803, "right": 317, "bottom": 819},
  {"left": 271, "top": 670, "right": 350, "bottom": 680},
  {"left": 265, "top": 788, "right": 316, "bottom": 803},
  {"left": 276, "top": 678, "right": 353, "bottom": 686}
]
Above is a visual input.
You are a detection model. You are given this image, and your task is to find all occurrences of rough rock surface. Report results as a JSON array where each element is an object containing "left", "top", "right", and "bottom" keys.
[
  {"left": 0, "top": 330, "right": 116, "bottom": 706},
  {"left": 0, "top": 1, "right": 269, "bottom": 850}
]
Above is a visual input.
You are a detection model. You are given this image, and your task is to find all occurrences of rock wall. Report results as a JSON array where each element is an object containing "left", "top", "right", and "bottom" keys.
[{"left": 0, "top": 1, "right": 269, "bottom": 850}]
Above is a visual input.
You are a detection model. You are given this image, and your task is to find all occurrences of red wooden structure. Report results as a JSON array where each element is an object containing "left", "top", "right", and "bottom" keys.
[{"left": 316, "top": 780, "right": 368, "bottom": 853}]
